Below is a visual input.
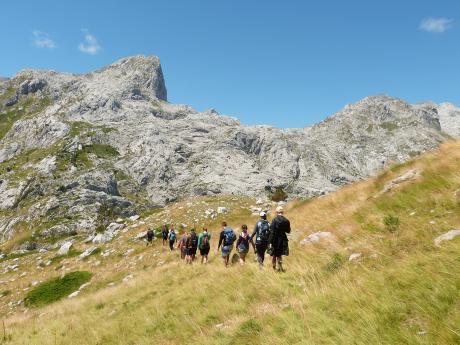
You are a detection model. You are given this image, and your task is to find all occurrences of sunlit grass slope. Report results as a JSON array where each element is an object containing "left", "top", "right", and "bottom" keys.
[{"left": 3, "top": 141, "right": 460, "bottom": 345}]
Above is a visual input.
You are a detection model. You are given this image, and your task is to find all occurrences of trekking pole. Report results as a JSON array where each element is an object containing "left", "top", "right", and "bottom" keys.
[{"left": 2, "top": 320, "right": 5, "bottom": 340}]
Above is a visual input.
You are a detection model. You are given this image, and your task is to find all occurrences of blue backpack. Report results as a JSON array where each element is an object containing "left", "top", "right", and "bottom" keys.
[
  {"left": 169, "top": 231, "right": 176, "bottom": 241},
  {"left": 256, "top": 220, "right": 270, "bottom": 243},
  {"left": 223, "top": 228, "right": 236, "bottom": 246}
]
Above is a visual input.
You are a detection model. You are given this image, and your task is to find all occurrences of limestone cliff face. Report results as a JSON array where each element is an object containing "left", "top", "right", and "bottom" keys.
[{"left": 0, "top": 55, "right": 457, "bottom": 242}]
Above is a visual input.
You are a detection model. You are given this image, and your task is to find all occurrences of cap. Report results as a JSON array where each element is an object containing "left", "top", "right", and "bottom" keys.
[{"left": 259, "top": 211, "right": 267, "bottom": 217}]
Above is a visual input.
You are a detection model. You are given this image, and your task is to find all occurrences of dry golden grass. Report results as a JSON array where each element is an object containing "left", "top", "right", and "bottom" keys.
[{"left": 1, "top": 141, "right": 460, "bottom": 344}]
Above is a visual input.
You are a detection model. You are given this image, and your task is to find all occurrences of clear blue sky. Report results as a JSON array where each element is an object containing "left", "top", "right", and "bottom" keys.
[{"left": 1, "top": 0, "right": 459, "bottom": 127}]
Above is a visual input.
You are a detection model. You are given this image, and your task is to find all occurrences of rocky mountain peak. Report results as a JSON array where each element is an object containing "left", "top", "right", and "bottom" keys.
[{"left": 91, "top": 55, "right": 167, "bottom": 102}]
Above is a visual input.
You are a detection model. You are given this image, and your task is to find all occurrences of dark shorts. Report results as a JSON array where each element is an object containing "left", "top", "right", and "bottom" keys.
[
  {"left": 256, "top": 242, "right": 268, "bottom": 255},
  {"left": 221, "top": 245, "right": 233, "bottom": 257},
  {"left": 237, "top": 245, "right": 249, "bottom": 254},
  {"left": 186, "top": 247, "right": 197, "bottom": 256},
  {"left": 200, "top": 247, "right": 210, "bottom": 256},
  {"left": 162, "top": 234, "right": 168, "bottom": 240}
]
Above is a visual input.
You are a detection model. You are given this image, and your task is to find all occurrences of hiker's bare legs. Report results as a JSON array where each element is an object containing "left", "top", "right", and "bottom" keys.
[{"left": 239, "top": 252, "right": 246, "bottom": 265}]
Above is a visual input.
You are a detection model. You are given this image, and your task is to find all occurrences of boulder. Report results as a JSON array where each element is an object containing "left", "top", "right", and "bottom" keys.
[
  {"left": 83, "top": 234, "right": 96, "bottom": 243},
  {"left": 57, "top": 241, "right": 73, "bottom": 255},
  {"left": 106, "top": 222, "right": 125, "bottom": 236},
  {"left": 300, "top": 231, "right": 333, "bottom": 245},
  {"left": 92, "top": 233, "right": 112, "bottom": 244},
  {"left": 434, "top": 230, "right": 460, "bottom": 247},
  {"left": 135, "top": 231, "right": 147, "bottom": 240},
  {"left": 217, "top": 207, "right": 228, "bottom": 214},
  {"left": 79, "top": 246, "right": 98, "bottom": 259},
  {"left": 348, "top": 253, "right": 362, "bottom": 261},
  {"left": 129, "top": 215, "right": 140, "bottom": 221}
]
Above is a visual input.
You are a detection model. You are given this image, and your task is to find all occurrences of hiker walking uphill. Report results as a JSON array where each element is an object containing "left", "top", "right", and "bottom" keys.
[
  {"left": 198, "top": 228, "right": 211, "bottom": 264},
  {"left": 168, "top": 226, "right": 177, "bottom": 251},
  {"left": 162, "top": 225, "right": 169, "bottom": 246},
  {"left": 269, "top": 206, "right": 291, "bottom": 272},
  {"left": 217, "top": 222, "right": 236, "bottom": 267},
  {"left": 146, "top": 227, "right": 154, "bottom": 246},
  {"left": 177, "top": 231, "right": 188, "bottom": 260},
  {"left": 236, "top": 224, "right": 254, "bottom": 265},
  {"left": 250, "top": 211, "right": 271, "bottom": 268},
  {"left": 185, "top": 229, "right": 198, "bottom": 264}
]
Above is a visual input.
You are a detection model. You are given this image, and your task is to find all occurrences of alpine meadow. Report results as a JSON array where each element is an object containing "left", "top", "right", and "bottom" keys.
[{"left": 1, "top": 1, "right": 460, "bottom": 344}]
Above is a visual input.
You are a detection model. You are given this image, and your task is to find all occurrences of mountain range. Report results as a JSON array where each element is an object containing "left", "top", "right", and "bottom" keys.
[{"left": 0, "top": 55, "right": 459, "bottom": 243}]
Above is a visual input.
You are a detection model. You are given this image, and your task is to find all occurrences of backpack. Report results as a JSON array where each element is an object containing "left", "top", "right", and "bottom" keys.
[
  {"left": 201, "top": 233, "right": 210, "bottom": 250},
  {"left": 169, "top": 231, "right": 176, "bottom": 241},
  {"left": 187, "top": 232, "right": 198, "bottom": 249},
  {"left": 223, "top": 228, "right": 236, "bottom": 246},
  {"left": 256, "top": 220, "right": 270, "bottom": 243}
]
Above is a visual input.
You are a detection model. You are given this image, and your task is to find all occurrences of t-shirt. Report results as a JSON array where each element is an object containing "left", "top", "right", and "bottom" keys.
[{"left": 198, "top": 232, "right": 212, "bottom": 249}]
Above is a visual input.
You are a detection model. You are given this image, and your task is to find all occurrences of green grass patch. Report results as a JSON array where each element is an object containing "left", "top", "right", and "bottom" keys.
[
  {"left": 325, "top": 252, "right": 346, "bottom": 272},
  {"left": 0, "top": 250, "right": 35, "bottom": 263},
  {"left": 83, "top": 144, "right": 119, "bottom": 158},
  {"left": 380, "top": 121, "right": 399, "bottom": 132},
  {"left": 269, "top": 187, "right": 288, "bottom": 202},
  {"left": 24, "top": 271, "right": 92, "bottom": 307},
  {"left": 0, "top": 95, "right": 52, "bottom": 140},
  {"left": 383, "top": 214, "right": 400, "bottom": 233}
]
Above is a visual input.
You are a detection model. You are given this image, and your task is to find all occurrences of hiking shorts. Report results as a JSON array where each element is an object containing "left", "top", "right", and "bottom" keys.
[
  {"left": 200, "top": 247, "right": 210, "bottom": 256},
  {"left": 237, "top": 245, "right": 249, "bottom": 254},
  {"left": 186, "top": 247, "right": 197, "bottom": 256},
  {"left": 256, "top": 242, "right": 268, "bottom": 255},
  {"left": 221, "top": 245, "right": 233, "bottom": 257}
]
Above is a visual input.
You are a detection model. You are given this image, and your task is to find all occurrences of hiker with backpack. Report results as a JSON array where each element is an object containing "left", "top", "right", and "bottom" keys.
[
  {"left": 168, "top": 226, "right": 177, "bottom": 251},
  {"left": 185, "top": 228, "right": 198, "bottom": 264},
  {"left": 162, "top": 225, "right": 169, "bottom": 246},
  {"left": 236, "top": 224, "right": 254, "bottom": 265},
  {"left": 269, "top": 206, "right": 291, "bottom": 272},
  {"left": 177, "top": 231, "right": 188, "bottom": 260},
  {"left": 217, "top": 221, "right": 236, "bottom": 267},
  {"left": 146, "top": 227, "right": 154, "bottom": 246},
  {"left": 250, "top": 211, "right": 271, "bottom": 268},
  {"left": 198, "top": 227, "right": 212, "bottom": 264}
]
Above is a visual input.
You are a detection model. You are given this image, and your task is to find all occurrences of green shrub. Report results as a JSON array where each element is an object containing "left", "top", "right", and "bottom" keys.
[
  {"left": 238, "top": 319, "right": 263, "bottom": 337},
  {"left": 24, "top": 271, "right": 92, "bottom": 307},
  {"left": 325, "top": 253, "right": 345, "bottom": 272},
  {"left": 270, "top": 187, "right": 288, "bottom": 202},
  {"left": 383, "top": 215, "right": 400, "bottom": 233},
  {"left": 83, "top": 144, "right": 119, "bottom": 158}
]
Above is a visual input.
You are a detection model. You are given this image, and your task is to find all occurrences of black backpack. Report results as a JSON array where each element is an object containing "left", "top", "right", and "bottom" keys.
[
  {"left": 187, "top": 233, "right": 198, "bottom": 249},
  {"left": 256, "top": 220, "right": 270, "bottom": 243}
]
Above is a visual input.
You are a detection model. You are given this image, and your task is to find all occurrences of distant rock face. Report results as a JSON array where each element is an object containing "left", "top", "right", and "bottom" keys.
[
  {"left": 437, "top": 102, "right": 460, "bottom": 138},
  {"left": 0, "top": 55, "right": 458, "bottom": 243}
]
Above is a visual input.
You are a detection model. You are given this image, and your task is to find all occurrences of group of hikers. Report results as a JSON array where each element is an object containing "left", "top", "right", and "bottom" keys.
[{"left": 146, "top": 206, "right": 291, "bottom": 271}]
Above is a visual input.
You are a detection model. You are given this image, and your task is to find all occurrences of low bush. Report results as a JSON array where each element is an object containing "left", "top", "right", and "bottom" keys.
[
  {"left": 383, "top": 214, "right": 400, "bottom": 233},
  {"left": 24, "top": 271, "right": 92, "bottom": 307}
]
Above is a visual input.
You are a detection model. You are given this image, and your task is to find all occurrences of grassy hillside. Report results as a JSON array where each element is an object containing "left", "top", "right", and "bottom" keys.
[{"left": 1, "top": 142, "right": 460, "bottom": 344}]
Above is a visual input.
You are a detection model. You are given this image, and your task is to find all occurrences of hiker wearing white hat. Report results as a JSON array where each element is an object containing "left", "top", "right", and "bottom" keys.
[
  {"left": 269, "top": 205, "right": 291, "bottom": 272},
  {"left": 250, "top": 210, "right": 271, "bottom": 269}
]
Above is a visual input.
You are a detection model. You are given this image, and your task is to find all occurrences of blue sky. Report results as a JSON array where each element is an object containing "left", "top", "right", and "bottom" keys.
[{"left": 1, "top": 0, "right": 458, "bottom": 128}]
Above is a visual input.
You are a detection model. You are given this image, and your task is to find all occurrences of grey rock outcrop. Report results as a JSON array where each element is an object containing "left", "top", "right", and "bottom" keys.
[
  {"left": 0, "top": 55, "right": 459, "bottom": 245},
  {"left": 437, "top": 102, "right": 460, "bottom": 138}
]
